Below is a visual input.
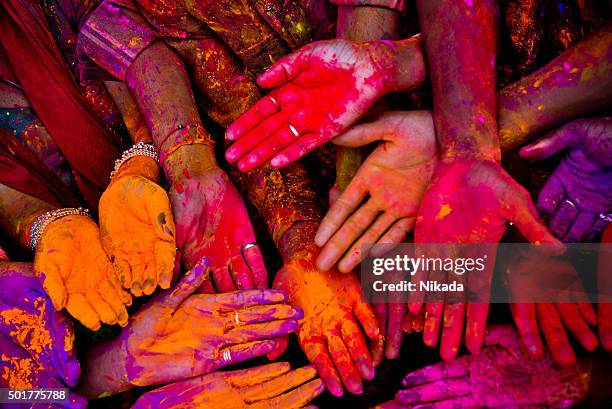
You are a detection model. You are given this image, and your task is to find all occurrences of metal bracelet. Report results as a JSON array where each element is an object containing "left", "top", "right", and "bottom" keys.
[
  {"left": 109, "top": 142, "right": 159, "bottom": 181},
  {"left": 29, "top": 207, "right": 91, "bottom": 250}
]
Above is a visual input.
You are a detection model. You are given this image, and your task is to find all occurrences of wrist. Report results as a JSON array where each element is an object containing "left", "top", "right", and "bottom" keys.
[
  {"left": 163, "top": 143, "right": 218, "bottom": 183},
  {"left": 110, "top": 156, "right": 161, "bottom": 184},
  {"left": 279, "top": 221, "right": 319, "bottom": 262},
  {"left": 78, "top": 336, "right": 132, "bottom": 399},
  {"left": 373, "top": 36, "right": 426, "bottom": 93}
]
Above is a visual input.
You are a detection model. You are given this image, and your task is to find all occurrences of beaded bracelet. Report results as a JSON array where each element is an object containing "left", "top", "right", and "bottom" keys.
[
  {"left": 109, "top": 142, "right": 159, "bottom": 181},
  {"left": 29, "top": 207, "right": 91, "bottom": 250}
]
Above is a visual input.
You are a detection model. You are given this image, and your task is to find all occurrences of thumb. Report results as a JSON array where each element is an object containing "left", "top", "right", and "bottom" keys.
[
  {"left": 484, "top": 324, "right": 521, "bottom": 349},
  {"left": 333, "top": 121, "right": 388, "bottom": 148},
  {"left": 519, "top": 123, "right": 578, "bottom": 160},
  {"left": 160, "top": 257, "right": 210, "bottom": 309},
  {"left": 145, "top": 184, "right": 176, "bottom": 242},
  {"left": 257, "top": 48, "right": 309, "bottom": 88}
]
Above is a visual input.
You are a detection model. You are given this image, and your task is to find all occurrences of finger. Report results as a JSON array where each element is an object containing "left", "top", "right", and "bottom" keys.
[
  {"left": 229, "top": 248, "right": 255, "bottom": 290},
  {"left": 354, "top": 298, "right": 381, "bottom": 339},
  {"left": 270, "top": 133, "right": 325, "bottom": 169},
  {"left": 142, "top": 257, "right": 158, "bottom": 296},
  {"left": 423, "top": 302, "right": 444, "bottom": 348},
  {"left": 225, "top": 319, "right": 298, "bottom": 344},
  {"left": 396, "top": 378, "right": 471, "bottom": 405},
  {"left": 549, "top": 199, "right": 579, "bottom": 239},
  {"left": 439, "top": 302, "right": 465, "bottom": 361},
  {"left": 374, "top": 400, "right": 410, "bottom": 409},
  {"left": 130, "top": 256, "right": 145, "bottom": 297},
  {"left": 232, "top": 304, "right": 303, "bottom": 326},
  {"left": 244, "top": 365, "right": 317, "bottom": 402},
  {"left": 145, "top": 187, "right": 176, "bottom": 242},
  {"left": 339, "top": 212, "right": 397, "bottom": 273},
  {"left": 115, "top": 258, "right": 132, "bottom": 290},
  {"left": 237, "top": 126, "right": 296, "bottom": 172},
  {"left": 87, "top": 291, "right": 117, "bottom": 325},
  {"left": 599, "top": 303, "right": 612, "bottom": 351},
  {"left": 536, "top": 177, "right": 565, "bottom": 220},
  {"left": 536, "top": 303, "right": 575, "bottom": 367},
  {"left": 327, "top": 330, "right": 363, "bottom": 394},
  {"left": 160, "top": 258, "right": 210, "bottom": 309},
  {"left": 253, "top": 379, "right": 325, "bottom": 409},
  {"left": 219, "top": 339, "right": 279, "bottom": 366},
  {"left": 341, "top": 319, "right": 374, "bottom": 380},
  {"left": 412, "top": 397, "right": 477, "bottom": 409},
  {"left": 465, "top": 302, "right": 489, "bottom": 355},
  {"left": 303, "top": 340, "right": 343, "bottom": 397},
  {"left": 155, "top": 241, "right": 176, "bottom": 290},
  {"left": 556, "top": 303, "right": 598, "bottom": 351},
  {"left": 65, "top": 293, "right": 101, "bottom": 331},
  {"left": 402, "top": 360, "right": 469, "bottom": 387},
  {"left": 214, "top": 289, "right": 287, "bottom": 311},
  {"left": 519, "top": 124, "right": 578, "bottom": 160},
  {"left": 225, "top": 112, "right": 286, "bottom": 163},
  {"left": 35, "top": 257, "right": 67, "bottom": 310},
  {"left": 317, "top": 199, "right": 380, "bottom": 272},
  {"left": 509, "top": 303, "right": 544, "bottom": 356},
  {"left": 564, "top": 212, "right": 596, "bottom": 243},
  {"left": 333, "top": 120, "right": 389, "bottom": 147},
  {"left": 267, "top": 335, "right": 289, "bottom": 361},
  {"left": 98, "top": 279, "right": 129, "bottom": 326},
  {"left": 385, "top": 302, "right": 406, "bottom": 359},
  {"left": 243, "top": 244, "right": 268, "bottom": 289},
  {"left": 374, "top": 218, "right": 415, "bottom": 249},
  {"left": 213, "top": 266, "right": 238, "bottom": 293},
  {"left": 106, "top": 260, "right": 132, "bottom": 306},
  {"left": 371, "top": 303, "right": 386, "bottom": 366},
  {"left": 226, "top": 94, "right": 281, "bottom": 141},
  {"left": 226, "top": 362, "right": 292, "bottom": 388},
  {"left": 315, "top": 179, "right": 367, "bottom": 248},
  {"left": 257, "top": 49, "right": 308, "bottom": 87},
  {"left": 579, "top": 302, "right": 597, "bottom": 326}
]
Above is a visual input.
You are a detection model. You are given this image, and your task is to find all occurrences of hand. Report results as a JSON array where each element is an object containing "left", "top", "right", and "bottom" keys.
[
  {"left": 0, "top": 262, "right": 80, "bottom": 387},
  {"left": 225, "top": 38, "right": 422, "bottom": 171},
  {"left": 411, "top": 159, "right": 562, "bottom": 360},
  {"left": 34, "top": 215, "right": 131, "bottom": 331},
  {"left": 100, "top": 172, "right": 176, "bottom": 296},
  {"left": 132, "top": 362, "right": 323, "bottom": 409},
  {"left": 391, "top": 326, "right": 590, "bottom": 408},
  {"left": 0, "top": 333, "right": 87, "bottom": 408},
  {"left": 520, "top": 117, "right": 612, "bottom": 242},
  {"left": 168, "top": 167, "right": 267, "bottom": 292},
  {"left": 119, "top": 259, "right": 301, "bottom": 387},
  {"left": 314, "top": 111, "right": 438, "bottom": 272},
  {"left": 598, "top": 223, "right": 612, "bottom": 351},
  {"left": 274, "top": 244, "right": 380, "bottom": 397},
  {"left": 504, "top": 249, "right": 598, "bottom": 366}
]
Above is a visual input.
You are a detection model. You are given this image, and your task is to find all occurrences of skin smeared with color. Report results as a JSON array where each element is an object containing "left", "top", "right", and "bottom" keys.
[
  {"left": 379, "top": 326, "right": 599, "bottom": 409},
  {"left": 0, "top": 262, "right": 80, "bottom": 387},
  {"left": 520, "top": 117, "right": 612, "bottom": 242},
  {"left": 0, "top": 184, "right": 131, "bottom": 331},
  {"left": 225, "top": 36, "right": 425, "bottom": 170},
  {"left": 599, "top": 224, "right": 612, "bottom": 352},
  {"left": 78, "top": 258, "right": 302, "bottom": 398},
  {"left": 125, "top": 42, "right": 268, "bottom": 292},
  {"left": 99, "top": 82, "right": 177, "bottom": 296},
  {"left": 132, "top": 362, "right": 324, "bottom": 409},
  {"left": 275, "top": 222, "right": 380, "bottom": 397}
]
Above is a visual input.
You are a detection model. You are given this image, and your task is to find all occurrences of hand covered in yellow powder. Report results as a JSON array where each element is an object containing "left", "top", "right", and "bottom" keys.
[
  {"left": 99, "top": 156, "right": 176, "bottom": 296},
  {"left": 34, "top": 215, "right": 131, "bottom": 331}
]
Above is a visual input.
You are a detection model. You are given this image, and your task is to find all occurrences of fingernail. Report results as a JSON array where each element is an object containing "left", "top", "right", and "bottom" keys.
[
  {"left": 360, "top": 362, "right": 374, "bottom": 380},
  {"left": 131, "top": 282, "right": 142, "bottom": 297},
  {"left": 160, "top": 274, "right": 171, "bottom": 289},
  {"left": 118, "top": 311, "right": 129, "bottom": 326},
  {"left": 271, "top": 156, "right": 285, "bottom": 168},
  {"left": 402, "top": 374, "right": 419, "bottom": 387},
  {"left": 292, "top": 307, "right": 304, "bottom": 319},
  {"left": 143, "top": 279, "right": 155, "bottom": 295},
  {"left": 272, "top": 291, "right": 287, "bottom": 302},
  {"left": 225, "top": 148, "right": 236, "bottom": 161}
]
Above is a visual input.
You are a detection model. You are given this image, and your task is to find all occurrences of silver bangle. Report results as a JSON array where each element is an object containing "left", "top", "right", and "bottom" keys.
[
  {"left": 29, "top": 207, "right": 91, "bottom": 250},
  {"left": 109, "top": 142, "right": 159, "bottom": 181}
]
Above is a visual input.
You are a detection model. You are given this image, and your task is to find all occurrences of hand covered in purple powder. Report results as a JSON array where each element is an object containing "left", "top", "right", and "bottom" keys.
[
  {"left": 0, "top": 262, "right": 80, "bottom": 387},
  {"left": 520, "top": 117, "right": 612, "bottom": 242}
]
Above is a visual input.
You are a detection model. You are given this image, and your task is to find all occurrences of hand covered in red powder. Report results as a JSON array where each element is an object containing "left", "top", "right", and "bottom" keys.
[
  {"left": 274, "top": 243, "right": 380, "bottom": 397},
  {"left": 0, "top": 333, "right": 87, "bottom": 408},
  {"left": 315, "top": 111, "right": 438, "bottom": 273},
  {"left": 410, "top": 159, "right": 562, "bottom": 360},
  {"left": 168, "top": 167, "right": 267, "bottom": 292},
  {"left": 132, "top": 362, "right": 324, "bottom": 409},
  {"left": 0, "top": 262, "right": 80, "bottom": 387},
  {"left": 520, "top": 117, "right": 612, "bottom": 242},
  {"left": 118, "top": 258, "right": 301, "bottom": 387},
  {"left": 226, "top": 37, "right": 424, "bottom": 171},
  {"left": 34, "top": 215, "right": 131, "bottom": 331},
  {"left": 389, "top": 326, "right": 590, "bottom": 408}
]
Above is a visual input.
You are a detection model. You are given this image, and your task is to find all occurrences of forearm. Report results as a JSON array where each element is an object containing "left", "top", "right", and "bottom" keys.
[
  {"left": 77, "top": 337, "right": 131, "bottom": 399},
  {"left": 417, "top": 0, "right": 499, "bottom": 161},
  {"left": 499, "top": 23, "right": 612, "bottom": 151},
  {"left": 0, "top": 183, "right": 55, "bottom": 248},
  {"left": 124, "top": 42, "right": 216, "bottom": 181}
]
